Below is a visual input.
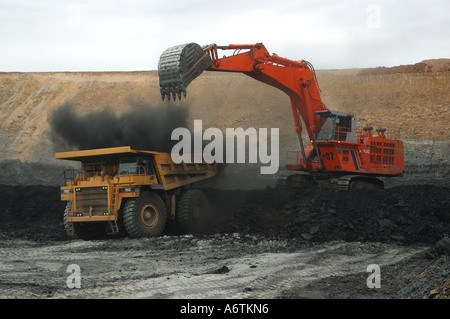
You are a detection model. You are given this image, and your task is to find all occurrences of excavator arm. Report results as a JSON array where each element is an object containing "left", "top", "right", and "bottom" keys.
[{"left": 158, "top": 43, "right": 327, "bottom": 143}]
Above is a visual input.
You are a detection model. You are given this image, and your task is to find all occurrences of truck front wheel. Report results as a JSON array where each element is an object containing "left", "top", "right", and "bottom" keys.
[{"left": 123, "top": 192, "right": 167, "bottom": 238}]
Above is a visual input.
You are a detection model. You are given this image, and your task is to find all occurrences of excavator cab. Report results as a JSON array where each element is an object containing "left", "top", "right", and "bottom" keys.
[{"left": 315, "top": 110, "right": 357, "bottom": 143}]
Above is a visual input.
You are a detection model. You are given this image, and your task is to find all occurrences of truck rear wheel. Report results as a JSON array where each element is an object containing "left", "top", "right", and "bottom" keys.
[
  {"left": 63, "top": 202, "right": 108, "bottom": 240},
  {"left": 176, "top": 189, "right": 209, "bottom": 234},
  {"left": 123, "top": 192, "right": 167, "bottom": 238}
]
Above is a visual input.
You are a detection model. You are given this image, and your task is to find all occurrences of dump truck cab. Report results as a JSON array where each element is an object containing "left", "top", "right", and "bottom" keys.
[{"left": 56, "top": 146, "right": 216, "bottom": 239}]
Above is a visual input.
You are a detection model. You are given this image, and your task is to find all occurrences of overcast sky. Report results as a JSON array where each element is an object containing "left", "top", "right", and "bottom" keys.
[{"left": 0, "top": 0, "right": 448, "bottom": 72}]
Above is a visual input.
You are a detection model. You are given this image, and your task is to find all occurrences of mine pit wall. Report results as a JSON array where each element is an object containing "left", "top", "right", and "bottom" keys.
[
  {"left": 0, "top": 138, "right": 447, "bottom": 188},
  {"left": 403, "top": 139, "right": 449, "bottom": 175},
  {"left": 0, "top": 159, "right": 76, "bottom": 186}
]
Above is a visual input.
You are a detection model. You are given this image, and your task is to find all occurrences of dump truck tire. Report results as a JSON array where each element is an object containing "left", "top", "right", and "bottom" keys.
[
  {"left": 116, "top": 208, "right": 129, "bottom": 236},
  {"left": 176, "top": 189, "right": 209, "bottom": 234},
  {"left": 63, "top": 201, "right": 108, "bottom": 240},
  {"left": 123, "top": 192, "right": 167, "bottom": 238}
]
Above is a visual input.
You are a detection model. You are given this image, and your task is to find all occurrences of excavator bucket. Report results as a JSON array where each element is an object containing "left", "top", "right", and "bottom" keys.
[{"left": 158, "top": 43, "right": 212, "bottom": 101}]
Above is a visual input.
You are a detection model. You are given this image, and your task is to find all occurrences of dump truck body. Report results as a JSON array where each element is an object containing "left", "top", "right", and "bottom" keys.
[{"left": 56, "top": 146, "right": 216, "bottom": 238}]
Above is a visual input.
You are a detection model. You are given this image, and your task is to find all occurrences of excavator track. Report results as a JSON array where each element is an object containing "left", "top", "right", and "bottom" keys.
[
  {"left": 158, "top": 43, "right": 212, "bottom": 101},
  {"left": 278, "top": 173, "right": 384, "bottom": 191},
  {"left": 337, "top": 175, "right": 384, "bottom": 191}
]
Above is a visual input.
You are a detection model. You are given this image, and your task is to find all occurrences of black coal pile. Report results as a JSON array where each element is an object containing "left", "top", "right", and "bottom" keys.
[
  {"left": 0, "top": 183, "right": 448, "bottom": 246},
  {"left": 0, "top": 184, "right": 66, "bottom": 241},
  {"left": 220, "top": 184, "right": 449, "bottom": 245}
]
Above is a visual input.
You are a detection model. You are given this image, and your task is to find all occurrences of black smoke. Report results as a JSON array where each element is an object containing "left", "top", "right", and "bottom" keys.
[{"left": 49, "top": 102, "right": 189, "bottom": 152}]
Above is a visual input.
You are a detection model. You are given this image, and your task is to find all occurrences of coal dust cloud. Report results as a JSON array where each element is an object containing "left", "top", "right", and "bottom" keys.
[{"left": 49, "top": 102, "right": 189, "bottom": 152}]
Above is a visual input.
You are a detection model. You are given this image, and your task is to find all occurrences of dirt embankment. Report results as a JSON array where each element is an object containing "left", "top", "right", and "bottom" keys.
[
  {"left": 358, "top": 59, "right": 450, "bottom": 75},
  {"left": 0, "top": 60, "right": 448, "bottom": 186}
]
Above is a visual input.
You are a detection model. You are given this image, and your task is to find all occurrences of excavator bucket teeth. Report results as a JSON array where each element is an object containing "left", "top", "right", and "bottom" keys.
[{"left": 158, "top": 43, "right": 212, "bottom": 101}]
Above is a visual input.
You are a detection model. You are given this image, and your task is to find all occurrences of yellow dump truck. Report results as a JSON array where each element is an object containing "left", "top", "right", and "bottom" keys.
[{"left": 56, "top": 146, "right": 217, "bottom": 239}]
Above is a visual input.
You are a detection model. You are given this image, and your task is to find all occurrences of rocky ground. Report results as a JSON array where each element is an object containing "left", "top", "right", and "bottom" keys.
[{"left": 0, "top": 176, "right": 448, "bottom": 300}]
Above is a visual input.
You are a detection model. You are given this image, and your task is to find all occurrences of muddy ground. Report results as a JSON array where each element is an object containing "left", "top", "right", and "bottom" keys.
[{"left": 0, "top": 174, "right": 448, "bottom": 301}]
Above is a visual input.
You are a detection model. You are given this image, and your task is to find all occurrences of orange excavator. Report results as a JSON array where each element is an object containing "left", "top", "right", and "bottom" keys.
[{"left": 158, "top": 43, "right": 406, "bottom": 190}]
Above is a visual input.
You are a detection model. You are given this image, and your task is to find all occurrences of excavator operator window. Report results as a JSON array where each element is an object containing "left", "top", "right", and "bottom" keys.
[
  {"left": 316, "top": 110, "right": 356, "bottom": 143},
  {"left": 334, "top": 116, "right": 352, "bottom": 141}
]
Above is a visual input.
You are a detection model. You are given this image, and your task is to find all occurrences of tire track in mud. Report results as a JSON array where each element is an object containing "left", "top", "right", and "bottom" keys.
[
  {"left": 0, "top": 237, "right": 428, "bottom": 299},
  {"left": 233, "top": 244, "right": 428, "bottom": 299},
  {"left": 77, "top": 243, "right": 427, "bottom": 299}
]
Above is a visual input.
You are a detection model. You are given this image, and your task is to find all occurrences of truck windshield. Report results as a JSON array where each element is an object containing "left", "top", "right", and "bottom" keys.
[
  {"left": 118, "top": 157, "right": 154, "bottom": 175},
  {"left": 118, "top": 159, "right": 138, "bottom": 175}
]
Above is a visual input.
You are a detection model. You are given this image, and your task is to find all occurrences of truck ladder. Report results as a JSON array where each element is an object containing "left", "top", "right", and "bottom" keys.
[{"left": 109, "top": 184, "right": 120, "bottom": 233}]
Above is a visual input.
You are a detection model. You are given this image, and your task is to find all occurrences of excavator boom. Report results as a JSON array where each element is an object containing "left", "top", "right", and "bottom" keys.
[{"left": 158, "top": 43, "right": 326, "bottom": 141}]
